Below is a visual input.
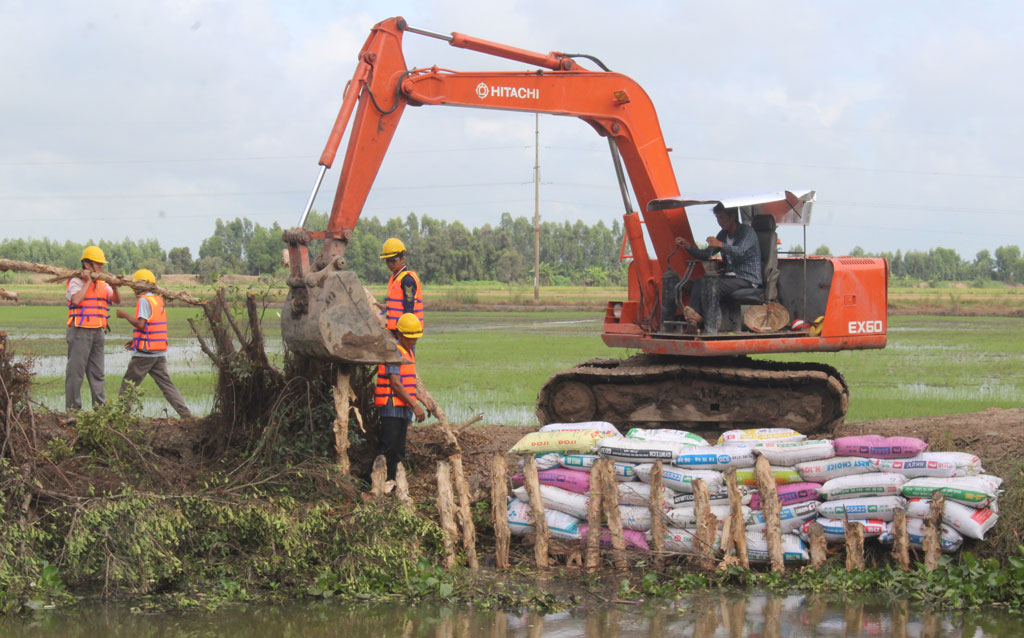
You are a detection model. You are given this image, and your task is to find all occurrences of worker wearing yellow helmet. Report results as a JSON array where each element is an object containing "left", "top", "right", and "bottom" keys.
[
  {"left": 114, "top": 269, "right": 192, "bottom": 418},
  {"left": 380, "top": 237, "right": 424, "bottom": 333},
  {"left": 373, "top": 312, "right": 427, "bottom": 481},
  {"left": 65, "top": 245, "right": 120, "bottom": 410}
]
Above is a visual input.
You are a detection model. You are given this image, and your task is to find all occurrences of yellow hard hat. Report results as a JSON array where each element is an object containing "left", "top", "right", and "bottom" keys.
[
  {"left": 380, "top": 237, "right": 407, "bottom": 259},
  {"left": 80, "top": 245, "right": 107, "bottom": 264},
  {"left": 396, "top": 313, "right": 423, "bottom": 338},
  {"left": 132, "top": 268, "right": 157, "bottom": 284},
  {"left": 809, "top": 316, "right": 825, "bottom": 337}
]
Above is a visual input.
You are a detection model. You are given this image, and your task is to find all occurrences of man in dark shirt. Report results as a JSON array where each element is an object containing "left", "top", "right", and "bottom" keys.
[{"left": 675, "top": 204, "right": 761, "bottom": 329}]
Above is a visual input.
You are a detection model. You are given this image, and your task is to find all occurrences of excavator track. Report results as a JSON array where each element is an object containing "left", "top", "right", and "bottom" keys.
[{"left": 536, "top": 355, "right": 849, "bottom": 436}]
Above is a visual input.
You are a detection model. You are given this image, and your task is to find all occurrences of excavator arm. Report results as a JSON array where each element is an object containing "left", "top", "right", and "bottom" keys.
[{"left": 284, "top": 17, "right": 697, "bottom": 341}]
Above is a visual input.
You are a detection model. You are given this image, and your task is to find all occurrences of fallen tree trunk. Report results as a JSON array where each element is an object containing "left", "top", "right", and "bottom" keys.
[{"left": 0, "top": 258, "right": 204, "bottom": 305}]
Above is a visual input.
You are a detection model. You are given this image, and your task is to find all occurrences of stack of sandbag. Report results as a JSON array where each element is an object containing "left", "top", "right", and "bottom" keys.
[
  {"left": 507, "top": 421, "right": 640, "bottom": 547},
  {"left": 507, "top": 424, "right": 1002, "bottom": 562}
]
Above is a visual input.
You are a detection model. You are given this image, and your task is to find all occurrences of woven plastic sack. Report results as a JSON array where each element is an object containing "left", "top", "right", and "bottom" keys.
[
  {"left": 578, "top": 524, "right": 650, "bottom": 551},
  {"left": 734, "top": 466, "right": 802, "bottom": 487},
  {"left": 833, "top": 435, "right": 927, "bottom": 459},
  {"left": 539, "top": 421, "right": 620, "bottom": 435},
  {"left": 901, "top": 476, "right": 1000, "bottom": 508},
  {"left": 801, "top": 517, "right": 887, "bottom": 543},
  {"left": 749, "top": 482, "right": 822, "bottom": 510},
  {"left": 510, "top": 467, "right": 591, "bottom": 495},
  {"left": 512, "top": 484, "right": 589, "bottom": 518},
  {"left": 674, "top": 445, "right": 756, "bottom": 470},
  {"left": 618, "top": 504, "right": 654, "bottom": 531},
  {"left": 820, "top": 472, "right": 906, "bottom": 500},
  {"left": 510, "top": 429, "right": 609, "bottom": 455},
  {"left": 816, "top": 495, "right": 907, "bottom": 521},
  {"left": 671, "top": 485, "right": 752, "bottom": 508},
  {"left": 533, "top": 453, "right": 562, "bottom": 471},
  {"left": 626, "top": 428, "right": 708, "bottom": 447},
  {"left": 870, "top": 454, "right": 959, "bottom": 479},
  {"left": 718, "top": 428, "right": 806, "bottom": 445},
  {"left": 557, "top": 454, "right": 637, "bottom": 481},
  {"left": 878, "top": 519, "right": 963, "bottom": 553},
  {"left": 617, "top": 481, "right": 686, "bottom": 507},
  {"left": 794, "top": 457, "right": 873, "bottom": 482},
  {"left": 664, "top": 504, "right": 742, "bottom": 528},
  {"left": 634, "top": 464, "right": 724, "bottom": 494},
  {"left": 506, "top": 498, "right": 582, "bottom": 540},
  {"left": 753, "top": 439, "right": 835, "bottom": 465},
  {"left": 745, "top": 531, "right": 810, "bottom": 563},
  {"left": 904, "top": 498, "right": 998, "bottom": 540},
  {"left": 744, "top": 501, "right": 819, "bottom": 534},
  {"left": 598, "top": 436, "right": 687, "bottom": 463},
  {"left": 650, "top": 526, "right": 722, "bottom": 554}
]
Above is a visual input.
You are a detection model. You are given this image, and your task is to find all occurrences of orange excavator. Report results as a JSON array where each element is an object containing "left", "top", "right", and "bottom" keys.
[{"left": 281, "top": 17, "right": 888, "bottom": 434}]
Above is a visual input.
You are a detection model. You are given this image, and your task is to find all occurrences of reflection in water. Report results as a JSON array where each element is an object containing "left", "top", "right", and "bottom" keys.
[{"left": 0, "top": 592, "right": 1015, "bottom": 637}]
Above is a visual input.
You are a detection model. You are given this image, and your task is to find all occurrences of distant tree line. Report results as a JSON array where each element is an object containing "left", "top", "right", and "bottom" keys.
[
  {"left": 0, "top": 212, "right": 629, "bottom": 287},
  {"left": 3, "top": 215, "right": 1021, "bottom": 286},
  {"left": 796, "top": 244, "right": 1024, "bottom": 284}
]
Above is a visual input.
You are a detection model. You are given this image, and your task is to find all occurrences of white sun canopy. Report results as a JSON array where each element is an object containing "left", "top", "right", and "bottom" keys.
[{"left": 647, "top": 189, "right": 816, "bottom": 226}]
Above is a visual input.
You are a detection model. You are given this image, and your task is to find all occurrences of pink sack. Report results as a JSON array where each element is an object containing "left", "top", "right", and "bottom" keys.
[
  {"left": 833, "top": 435, "right": 928, "bottom": 459},
  {"left": 510, "top": 467, "right": 592, "bottom": 494},
  {"left": 578, "top": 524, "right": 650, "bottom": 551},
  {"left": 749, "top": 482, "right": 822, "bottom": 510}
]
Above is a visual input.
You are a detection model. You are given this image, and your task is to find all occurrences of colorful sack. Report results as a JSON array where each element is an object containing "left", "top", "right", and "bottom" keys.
[
  {"left": 833, "top": 435, "right": 927, "bottom": 459},
  {"left": 718, "top": 428, "right": 806, "bottom": 445},
  {"left": 510, "top": 429, "right": 609, "bottom": 454},
  {"left": 820, "top": 473, "right": 906, "bottom": 500},
  {"left": 749, "top": 482, "right": 822, "bottom": 510},
  {"left": 794, "top": 457, "right": 873, "bottom": 482}
]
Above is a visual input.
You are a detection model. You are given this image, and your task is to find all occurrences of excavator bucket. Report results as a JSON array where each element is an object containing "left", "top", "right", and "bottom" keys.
[{"left": 281, "top": 265, "right": 403, "bottom": 365}]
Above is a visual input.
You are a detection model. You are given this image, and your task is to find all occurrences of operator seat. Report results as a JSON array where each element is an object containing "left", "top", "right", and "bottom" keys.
[{"left": 728, "top": 214, "right": 779, "bottom": 305}]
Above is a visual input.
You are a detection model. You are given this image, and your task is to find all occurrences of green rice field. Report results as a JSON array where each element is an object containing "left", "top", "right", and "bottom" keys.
[{"left": 2, "top": 305, "right": 1022, "bottom": 424}]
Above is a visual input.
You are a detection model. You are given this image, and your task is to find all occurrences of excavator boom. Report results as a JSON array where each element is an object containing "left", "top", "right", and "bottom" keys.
[{"left": 282, "top": 17, "right": 889, "bottom": 433}]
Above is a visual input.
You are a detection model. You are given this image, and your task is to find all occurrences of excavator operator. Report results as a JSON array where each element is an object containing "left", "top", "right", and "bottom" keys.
[
  {"left": 675, "top": 204, "right": 761, "bottom": 330},
  {"left": 380, "top": 238, "right": 424, "bottom": 334}
]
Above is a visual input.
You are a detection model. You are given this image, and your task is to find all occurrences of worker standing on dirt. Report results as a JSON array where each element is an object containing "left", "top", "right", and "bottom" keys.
[
  {"left": 115, "top": 269, "right": 192, "bottom": 419},
  {"left": 65, "top": 245, "right": 120, "bottom": 410},
  {"left": 380, "top": 238, "right": 424, "bottom": 334},
  {"left": 675, "top": 204, "right": 761, "bottom": 329},
  {"left": 374, "top": 312, "right": 427, "bottom": 480}
]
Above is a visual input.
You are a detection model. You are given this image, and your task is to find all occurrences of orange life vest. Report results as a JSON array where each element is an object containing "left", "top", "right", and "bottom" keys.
[
  {"left": 131, "top": 294, "right": 168, "bottom": 352},
  {"left": 374, "top": 344, "right": 417, "bottom": 408},
  {"left": 66, "top": 279, "right": 111, "bottom": 328},
  {"left": 384, "top": 269, "right": 424, "bottom": 330}
]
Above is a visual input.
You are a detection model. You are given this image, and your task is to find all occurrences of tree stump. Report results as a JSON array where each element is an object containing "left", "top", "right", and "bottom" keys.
[
  {"left": 754, "top": 455, "right": 784, "bottom": 573},
  {"left": 891, "top": 508, "right": 910, "bottom": 570},
  {"left": 648, "top": 460, "right": 667, "bottom": 570},
  {"left": 522, "top": 455, "right": 550, "bottom": 569},
  {"left": 844, "top": 521, "right": 865, "bottom": 571},
  {"left": 923, "top": 492, "right": 945, "bottom": 571},
  {"left": 808, "top": 522, "right": 827, "bottom": 567},
  {"left": 436, "top": 461, "right": 460, "bottom": 568},
  {"left": 450, "top": 453, "right": 479, "bottom": 570},
  {"left": 585, "top": 459, "right": 604, "bottom": 572},
  {"left": 597, "top": 459, "right": 628, "bottom": 571},
  {"left": 490, "top": 453, "right": 510, "bottom": 570},
  {"left": 331, "top": 368, "right": 352, "bottom": 474}
]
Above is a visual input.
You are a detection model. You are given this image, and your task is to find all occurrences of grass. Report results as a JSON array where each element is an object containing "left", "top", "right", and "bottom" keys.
[{"left": 4, "top": 304, "right": 1023, "bottom": 424}]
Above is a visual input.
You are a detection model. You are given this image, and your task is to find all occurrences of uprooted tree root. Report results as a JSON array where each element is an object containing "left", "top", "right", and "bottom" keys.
[{"left": 0, "top": 289, "right": 462, "bottom": 613}]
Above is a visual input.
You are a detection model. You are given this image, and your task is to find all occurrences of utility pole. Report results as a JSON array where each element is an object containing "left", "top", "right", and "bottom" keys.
[{"left": 534, "top": 113, "right": 540, "bottom": 301}]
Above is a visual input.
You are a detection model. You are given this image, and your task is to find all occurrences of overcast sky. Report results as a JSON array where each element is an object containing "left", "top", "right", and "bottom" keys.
[{"left": 3, "top": 1, "right": 1023, "bottom": 261}]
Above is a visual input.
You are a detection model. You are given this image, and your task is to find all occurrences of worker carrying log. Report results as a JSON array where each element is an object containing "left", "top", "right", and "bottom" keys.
[
  {"left": 65, "top": 245, "right": 121, "bottom": 410},
  {"left": 115, "top": 269, "right": 192, "bottom": 419},
  {"left": 374, "top": 312, "right": 427, "bottom": 480},
  {"left": 380, "top": 238, "right": 424, "bottom": 333}
]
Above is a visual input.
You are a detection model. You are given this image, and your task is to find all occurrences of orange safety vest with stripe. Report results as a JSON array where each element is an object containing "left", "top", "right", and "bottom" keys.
[
  {"left": 384, "top": 269, "right": 424, "bottom": 330},
  {"left": 374, "top": 344, "right": 417, "bottom": 408},
  {"left": 66, "top": 279, "right": 111, "bottom": 328},
  {"left": 132, "top": 294, "right": 168, "bottom": 352}
]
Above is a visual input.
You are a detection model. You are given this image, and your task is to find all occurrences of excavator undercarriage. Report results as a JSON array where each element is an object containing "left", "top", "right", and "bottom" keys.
[{"left": 537, "top": 355, "right": 849, "bottom": 435}]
